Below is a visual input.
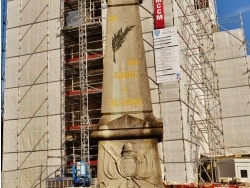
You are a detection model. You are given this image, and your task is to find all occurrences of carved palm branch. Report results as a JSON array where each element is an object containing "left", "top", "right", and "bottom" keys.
[{"left": 112, "top": 25, "right": 136, "bottom": 63}]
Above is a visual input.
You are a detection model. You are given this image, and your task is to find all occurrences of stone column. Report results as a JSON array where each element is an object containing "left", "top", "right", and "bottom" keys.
[{"left": 90, "top": 0, "right": 163, "bottom": 187}]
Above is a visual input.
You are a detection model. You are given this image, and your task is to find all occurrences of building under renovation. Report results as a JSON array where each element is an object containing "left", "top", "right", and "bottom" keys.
[{"left": 2, "top": 0, "right": 250, "bottom": 187}]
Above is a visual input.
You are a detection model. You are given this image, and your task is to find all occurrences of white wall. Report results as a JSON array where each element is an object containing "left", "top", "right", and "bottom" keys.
[
  {"left": 3, "top": 0, "right": 63, "bottom": 187},
  {"left": 214, "top": 29, "right": 250, "bottom": 155}
]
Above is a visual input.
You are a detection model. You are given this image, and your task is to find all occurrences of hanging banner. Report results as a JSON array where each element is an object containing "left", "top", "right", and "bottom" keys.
[
  {"left": 153, "top": 27, "right": 181, "bottom": 83},
  {"left": 154, "top": 0, "right": 165, "bottom": 29}
]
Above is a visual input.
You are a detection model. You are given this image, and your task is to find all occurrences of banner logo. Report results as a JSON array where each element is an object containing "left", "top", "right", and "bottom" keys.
[{"left": 154, "top": 0, "right": 165, "bottom": 29}]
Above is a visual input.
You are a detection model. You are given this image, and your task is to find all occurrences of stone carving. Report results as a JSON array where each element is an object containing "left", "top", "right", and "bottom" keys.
[
  {"left": 112, "top": 25, "right": 136, "bottom": 63},
  {"left": 98, "top": 140, "right": 162, "bottom": 188}
]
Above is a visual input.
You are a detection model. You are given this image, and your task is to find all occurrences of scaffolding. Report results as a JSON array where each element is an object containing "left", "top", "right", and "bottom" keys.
[
  {"left": 155, "top": 0, "right": 225, "bottom": 183},
  {"left": 60, "top": 0, "right": 102, "bottom": 179},
  {"left": 181, "top": 0, "right": 224, "bottom": 158}
]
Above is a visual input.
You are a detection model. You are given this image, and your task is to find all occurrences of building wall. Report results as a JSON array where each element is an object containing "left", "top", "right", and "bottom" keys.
[
  {"left": 217, "top": 159, "right": 250, "bottom": 182},
  {"left": 217, "top": 159, "right": 236, "bottom": 180},
  {"left": 234, "top": 159, "right": 250, "bottom": 182},
  {"left": 2, "top": 0, "right": 62, "bottom": 187},
  {"left": 214, "top": 29, "right": 250, "bottom": 155}
]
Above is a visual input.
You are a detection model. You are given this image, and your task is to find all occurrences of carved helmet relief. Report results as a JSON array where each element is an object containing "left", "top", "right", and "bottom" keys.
[
  {"left": 118, "top": 142, "right": 138, "bottom": 178},
  {"left": 100, "top": 141, "right": 160, "bottom": 188}
]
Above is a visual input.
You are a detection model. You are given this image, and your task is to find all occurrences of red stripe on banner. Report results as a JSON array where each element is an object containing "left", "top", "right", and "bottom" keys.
[{"left": 154, "top": 0, "right": 165, "bottom": 29}]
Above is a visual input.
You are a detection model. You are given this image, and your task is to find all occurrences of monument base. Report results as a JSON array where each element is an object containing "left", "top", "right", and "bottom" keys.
[
  {"left": 91, "top": 114, "right": 163, "bottom": 141},
  {"left": 97, "top": 139, "right": 163, "bottom": 188},
  {"left": 90, "top": 114, "right": 163, "bottom": 187}
]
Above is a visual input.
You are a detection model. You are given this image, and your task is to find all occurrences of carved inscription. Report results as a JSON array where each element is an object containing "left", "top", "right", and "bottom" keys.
[
  {"left": 111, "top": 58, "right": 143, "bottom": 107},
  {"left": 110, "top": 98, "right": 143, "bottom": 107},
  {"left": 108, "top": 15, "right": 118, "bottom": 22},
  {"left": 113, "top": 71, "right": 137, "bottom": 79}
]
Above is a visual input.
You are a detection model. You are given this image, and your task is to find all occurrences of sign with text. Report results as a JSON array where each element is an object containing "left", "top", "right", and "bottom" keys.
[
  {"left": 153, "top": 27, "right": 181, "bottom": 83},
  {"left": 154, "top": 0, "right": 165, "bottom": 29}
]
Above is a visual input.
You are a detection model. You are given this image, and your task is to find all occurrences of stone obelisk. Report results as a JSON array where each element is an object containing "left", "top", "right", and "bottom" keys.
[{"left": 90, "top": 0, "right": 163, "bottom": 187}]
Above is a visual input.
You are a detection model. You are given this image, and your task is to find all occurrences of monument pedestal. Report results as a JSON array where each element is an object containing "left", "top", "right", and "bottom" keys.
[
  {"left": 91, "top": 114, "right": 163, "bottom": 188},
  {"left": 97, "top": 139, "right": 162, "bottom": 188}
]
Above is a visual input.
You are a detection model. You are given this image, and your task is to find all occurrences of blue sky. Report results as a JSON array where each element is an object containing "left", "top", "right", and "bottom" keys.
[{"left": 216, "top": 0, "right": 250, "bottom": 51}]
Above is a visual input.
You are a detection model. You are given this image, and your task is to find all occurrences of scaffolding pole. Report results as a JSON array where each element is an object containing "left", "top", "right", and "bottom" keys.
[{"left": 78, "top": 0, "right": 91, "bottom": 165}]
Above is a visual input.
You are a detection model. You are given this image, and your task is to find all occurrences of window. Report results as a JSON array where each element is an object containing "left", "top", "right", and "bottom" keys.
[
  {"left": 194, "top": 0, "right": 209, "bottom": 10},
  {"left": 241, "top": 170, "right": 248, "bottom": 178}
]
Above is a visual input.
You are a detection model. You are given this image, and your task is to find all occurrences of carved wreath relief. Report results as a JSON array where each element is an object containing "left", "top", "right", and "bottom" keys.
[{"left": 98, "top": 141, "right": 162, "bottom": 188}]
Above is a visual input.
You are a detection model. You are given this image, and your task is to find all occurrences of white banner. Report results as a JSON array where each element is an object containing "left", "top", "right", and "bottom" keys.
[{"left": 153, "top": 27, "right": 181, "bottom": 83}]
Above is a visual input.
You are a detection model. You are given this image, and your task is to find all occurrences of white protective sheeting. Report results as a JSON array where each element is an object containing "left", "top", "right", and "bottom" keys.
[
  {"left": 12, "top": 115, "right": 62, "bottom": 186},
  {"left": 4, "top": 88, "right": 18, "bottom": 120},
  {"left": 2, "top": 152, "right": 18, "bottom": 187},
  {"left": 48, "top": 111, "right": 62, "bottom": 179},
  {"left": 223, "top": 116, "right": 250, "bottom": 154},
  {"left": 3, "top": 0, "right": 62, "bottom": 187},
  {"left": 5, "top": 57, "right": 19, "bottom": 88},
  {"left": 49, "top": 0, "right": 61, "bottom": 20},
  {"left": 48, "top": 150, "right": 62, "bottom": 175},
  {"left": 48, "top": 82, "right": 62, "bottom": 115},
  {"left": 48, "top": 115, "right": 62, "bottom": 150},
  {"left": 49, "top": 19, "right": 61, "bottom": 50},
  {"left": 214, "top": 29, "right": 245, "bottom": 60},
  {"left": 17, "top": 151, "right": 47, "bottom": 187},
  {"left": 214, "top": 29, "right": 250, "bottom": 155},
  {"left": 161, "top": 99, "right": 196, "bottom": 183},
  {"left": 220, "top": 86, "right": 250, "bottom": 118},
  {"left": 7, "top": 0, "right": 20, "bottom": 28},
  {"left": 6, "top": 27, "right": 19, "bottom": 58},
  {"left": 48, "top": 50, "right": 61, "bottom": 82},
  {"left": 159, "top": 81, "right": 180, "bottom": 102},
  {"left": 3, "top": 120, "right": 18, "bottom": 153},
  {"left": 145, "top": 51, "right": 155, "bottom": 69},
  {"left": 217, "top": 57, "right": 249, "bottom": 89},
  {"left": 18, "top": 116, "right": 48, "bottom": 152},
  {"left": 163, "top": 140, "right": 195, "bottom": 183},
  {"left": 161, "top": 96, "right": 191, "bottom": 140},
  {"left": 140, "top": 0, "right": 154, "bottom": 32},
  {"left": 20, "top": 21, "right": 48, "bottom": 55},
  {"left": 2, "top": 171, "right": 18, "bottom": 188},
  {"left": 164, "top": 0, "right": 174, "bottom": 27},
  {"left": 21, "top": 0, "right": 48, "bottom": 25},
  {"left": 152, "top": 103, "right": 161, "bottom": 119},
  {"left": 162, "top": 101, "right": 183, "bottom": 140},
  {"left": 19, "top": 52, "right": 48, "bottom": 86},
  {"left": 19, "top": 84, "right": 48, "bottom": 118}
]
